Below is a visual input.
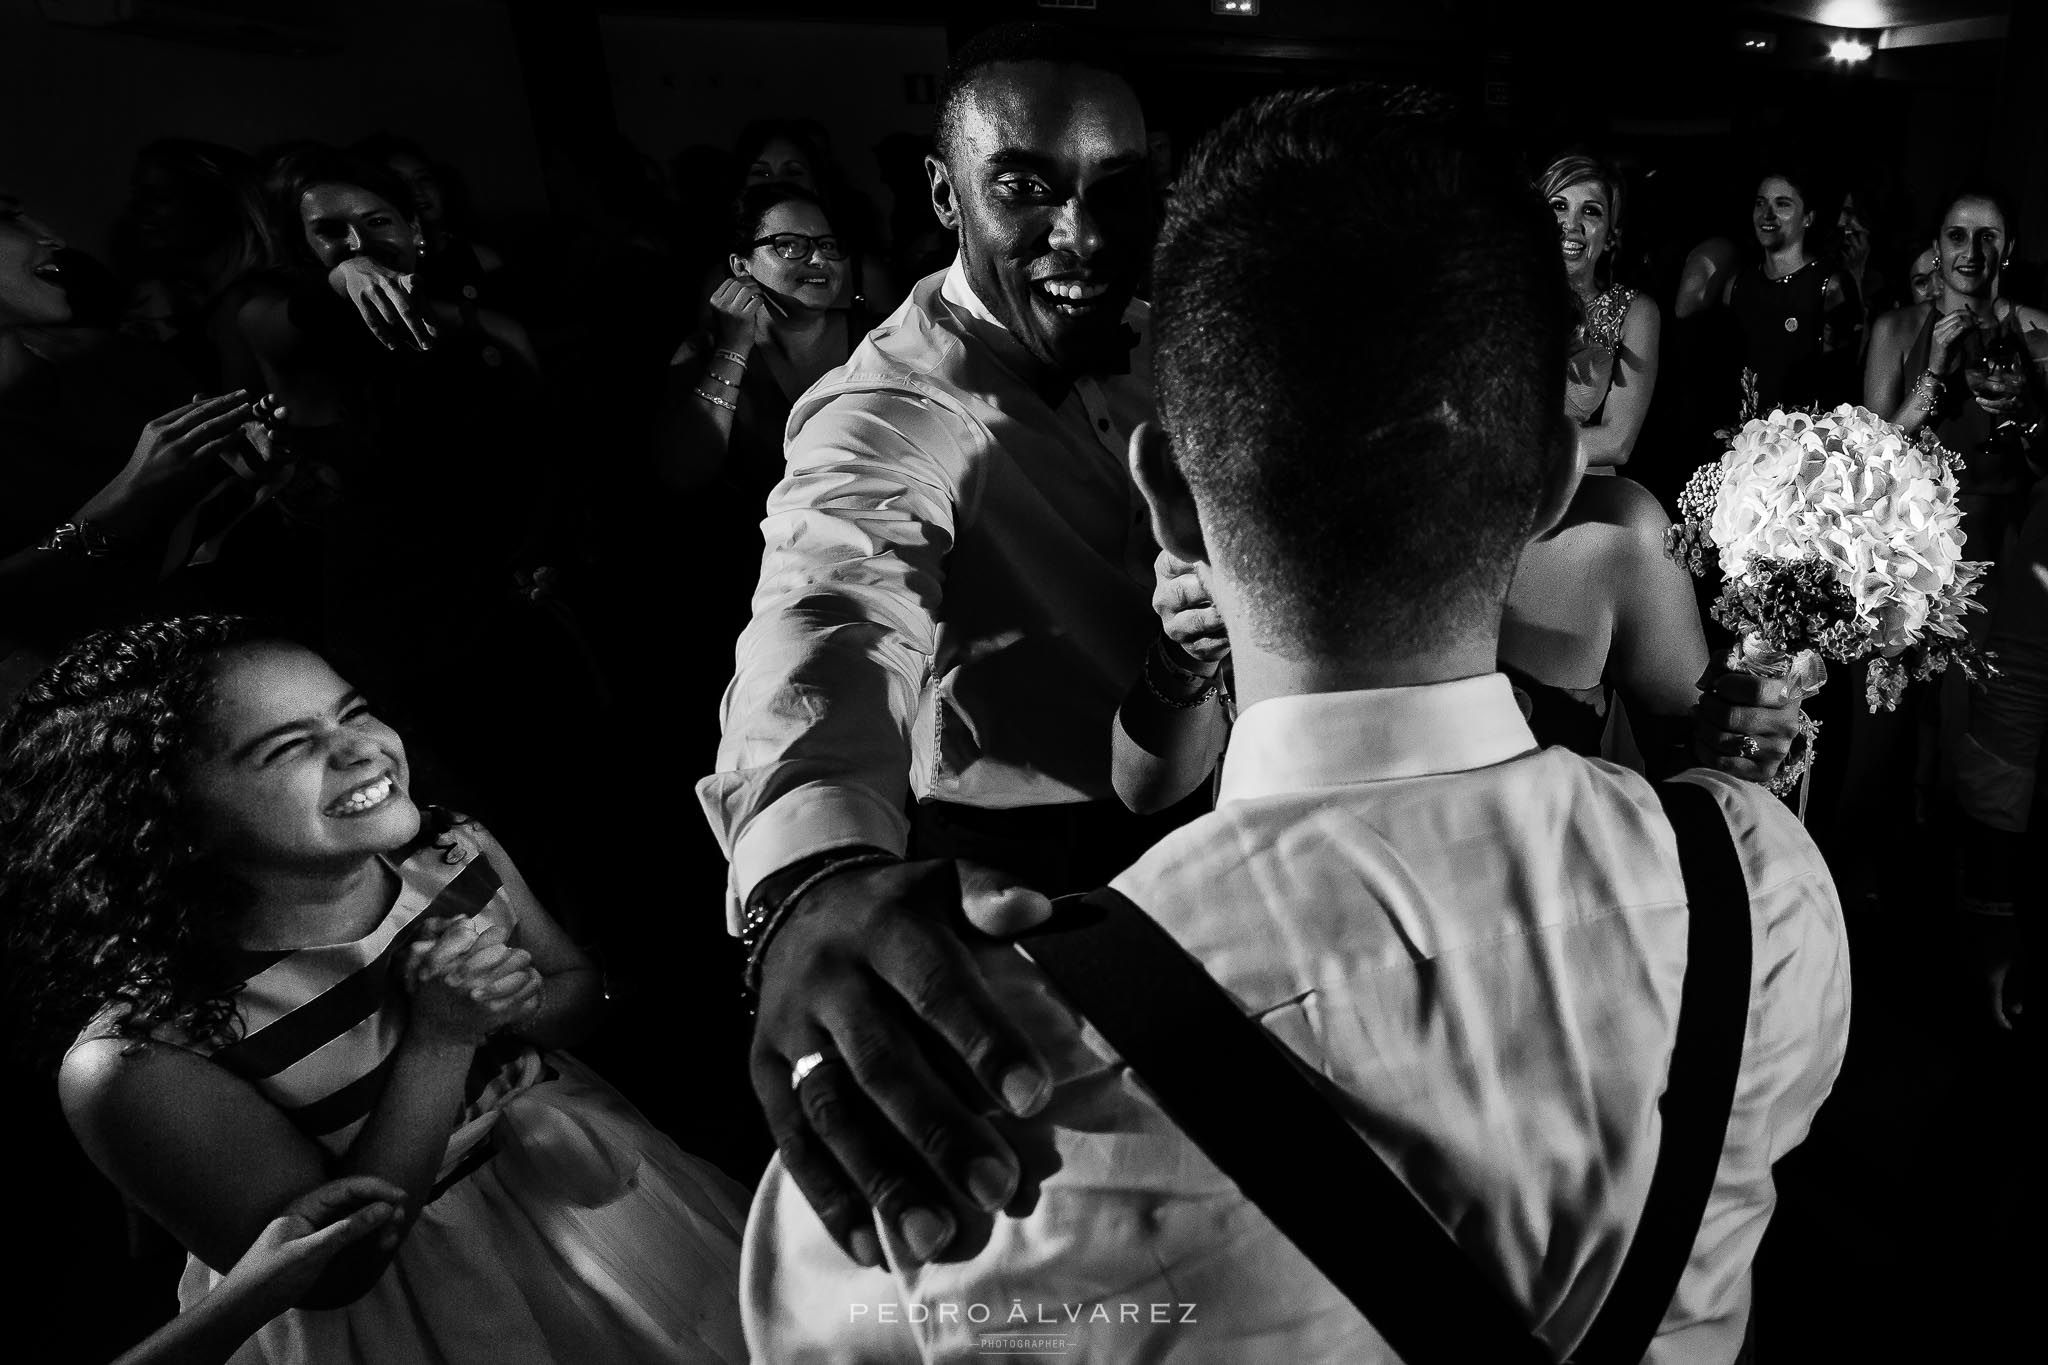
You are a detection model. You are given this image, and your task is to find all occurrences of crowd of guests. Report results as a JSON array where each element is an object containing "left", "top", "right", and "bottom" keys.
[{"left": 1, "top": 16, "right": 2038, "bottom": 1364}]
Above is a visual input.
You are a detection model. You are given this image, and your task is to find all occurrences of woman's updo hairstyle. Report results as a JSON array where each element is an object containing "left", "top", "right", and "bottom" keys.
[{"left": 1536, "top": 151, "right": 1627, "bottom": 289}]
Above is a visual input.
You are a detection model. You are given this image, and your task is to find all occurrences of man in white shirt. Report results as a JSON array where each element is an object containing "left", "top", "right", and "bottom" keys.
[
  {"left": 742, "top": 84, "right": 1851, "bottom": 1362},
  {"left": 698, "top": 21, "right": 1172, "bottom": 1270},
  {"left": 701, "top": 21, "right": 1814, "bottom": 1281}
]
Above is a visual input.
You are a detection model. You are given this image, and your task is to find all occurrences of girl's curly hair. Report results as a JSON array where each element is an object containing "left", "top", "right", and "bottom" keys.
[{"left": 1, "top": 615, "right": 271, "bottom": 1065}]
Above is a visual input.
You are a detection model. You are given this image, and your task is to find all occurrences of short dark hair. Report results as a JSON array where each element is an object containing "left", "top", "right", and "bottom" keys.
[
  {"left": 1153, "top": 84, "right": 1571, "bottom": 660},
  {"left": 732, "top": 181, "right": 833, "bottom": 254},
  {"left": 935, "top": 21, "right": 1129, "bottom": 163}
]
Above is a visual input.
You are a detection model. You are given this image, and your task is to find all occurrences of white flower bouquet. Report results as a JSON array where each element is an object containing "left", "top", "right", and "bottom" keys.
[{"left": 1666, "top": 403, "right": 1996, "bottom": 730}]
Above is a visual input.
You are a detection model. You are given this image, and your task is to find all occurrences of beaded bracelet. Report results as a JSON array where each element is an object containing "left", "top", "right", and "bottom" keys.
[
  {"left": 1763, "top": 713, "right": 1821, "bottom": 798},
  {"left": 695, "top": 387, "right": 737, "bottom": 412},
  {"left": 741, "top": 851, "right": 902, "bottom": 998},
  {"left": 1141, "top": 641, "right": 1221, "bottom": 710},
  {"left": 715, "top": 348, "right": 749, "bottom": 368}
]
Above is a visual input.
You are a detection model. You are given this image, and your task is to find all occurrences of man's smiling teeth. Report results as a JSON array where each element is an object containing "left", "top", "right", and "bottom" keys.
[
  {"left": 1038, "top": 278, "right": 1108, "bottom": 302},
  {"left": 328, "top": 773, "right": 395, "bottom": 816}
]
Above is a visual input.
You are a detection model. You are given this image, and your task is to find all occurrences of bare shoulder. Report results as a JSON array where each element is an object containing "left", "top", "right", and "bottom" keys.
[
  {"left": 1571, "top": 473, "right": 1674, "bottom": 542},
  {"left": 58, "top": 1033, "right": 220, "bottom": 1135},
  {"left": 1869, "top": 305, "right": 1912, "bottom": 345}
]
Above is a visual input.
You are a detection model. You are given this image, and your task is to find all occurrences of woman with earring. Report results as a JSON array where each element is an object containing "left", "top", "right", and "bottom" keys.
[
  {"left": 1864, "top": 245, "right": 1942, "bottom": 419},
  {"left": 1881, "top": 186, "right": 2048, "bottom": 573}
]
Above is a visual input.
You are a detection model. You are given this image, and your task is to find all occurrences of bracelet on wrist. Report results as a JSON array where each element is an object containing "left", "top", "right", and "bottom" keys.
[
  {"left": 1141, "top": 640, "right": 1221, "bottom": 710},
  {"left": 36, "top": 520, "right": 122, "bottom": 559},
  {"left": 715, "top": 347, "right": 749, "bottom": 368},
  {"left": 703, "top": 369, "right": 742, "bottom": 390},
  {"left": 695, "top": 387, "right": 737, "bottom": 412},
  {"left": 740, "top": 851, "right": 902, "bottom": 1000},
  {"left": 1763, "top": 713, "right": 1820, "bottom": 798}
]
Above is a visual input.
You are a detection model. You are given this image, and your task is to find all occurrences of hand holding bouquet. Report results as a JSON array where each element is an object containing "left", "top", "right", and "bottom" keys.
[{"left": 1666, "top": 402, "right": 1997, "bottom": 791}]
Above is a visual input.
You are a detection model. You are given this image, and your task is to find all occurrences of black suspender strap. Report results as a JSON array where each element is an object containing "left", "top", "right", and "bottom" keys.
[
  {"left": 1017, "top": 776, "right": 1753, "bottom": 1365},
  {"left": 1571, "top": 779, "right": 1754, "bottom": 1363},
  {"left": 1022, "top": 889, "right": 1555, "bottom": 1365}
]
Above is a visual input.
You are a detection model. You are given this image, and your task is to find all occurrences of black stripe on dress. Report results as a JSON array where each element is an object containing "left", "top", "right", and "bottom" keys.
[
  {"left": 214, "top": 857, "right": 505, "bottom": 1081},
  {"left": 286, "top": 1047, "right": 400, "bottom": 1137}
]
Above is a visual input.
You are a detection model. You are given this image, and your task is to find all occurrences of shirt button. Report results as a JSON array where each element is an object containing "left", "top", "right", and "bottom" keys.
[
  {"left": 1097, "top": 417, "right": 1111, "bottom": 432},
  {"left": 461, "top": 285, "right": 479, "bottom": 300}
]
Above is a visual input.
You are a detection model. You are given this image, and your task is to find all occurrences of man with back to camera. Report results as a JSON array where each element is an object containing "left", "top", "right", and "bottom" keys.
[
  {"left": 740, "top": 85, "right": 1850, "bottom": 1362},
  {"left": 699, "top": 21, "right": 1814, "bottom": 1282}
]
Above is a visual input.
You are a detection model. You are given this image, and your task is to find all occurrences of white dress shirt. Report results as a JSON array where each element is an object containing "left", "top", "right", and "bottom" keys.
[
  {"left": 697, "top": 259, "right": 1158, "bottom": 924},
  {"left": 742, "top": 674, "right": 1850, "bottom": 1363}
]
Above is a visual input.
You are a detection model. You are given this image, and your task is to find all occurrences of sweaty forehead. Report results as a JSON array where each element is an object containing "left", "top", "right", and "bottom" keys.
[
  {"left": 957, "top": 62, "right": 1145, "bottom": 165},
  {"left": 300, "top": 183, "right": 399, "bottom": 220},
  {"left": 1946, "top": 200, "right": 2005, "bottom": 231}
]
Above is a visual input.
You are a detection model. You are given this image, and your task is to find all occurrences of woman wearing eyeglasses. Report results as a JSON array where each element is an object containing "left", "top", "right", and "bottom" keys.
[{"left": 654, "top": 184, "right": 873, "bottom": 502}]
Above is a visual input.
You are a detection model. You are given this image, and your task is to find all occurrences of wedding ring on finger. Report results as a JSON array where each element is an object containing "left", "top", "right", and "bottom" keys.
[{"left": 790, "top": 1050, "right": 832, "bottom": 1091}]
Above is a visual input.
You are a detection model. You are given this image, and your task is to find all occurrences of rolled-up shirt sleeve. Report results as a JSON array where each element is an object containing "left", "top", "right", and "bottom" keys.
[{"left": 697, "top": 388, "right": 982, "bottom": 927}]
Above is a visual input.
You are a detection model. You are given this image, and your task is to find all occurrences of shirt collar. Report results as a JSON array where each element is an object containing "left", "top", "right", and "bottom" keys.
[
  {"left": 942, "top": 254, "right": 1007, "bottom": 332},
  {"left": 1217, "top": 674, "right": 1538, "bottom": 805}
]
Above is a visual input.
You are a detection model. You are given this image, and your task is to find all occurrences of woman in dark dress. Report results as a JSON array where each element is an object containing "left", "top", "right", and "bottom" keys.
[
  {"left": 1717, "top": 167, "right": 1863, "bottom": 412},
  {"left": 651, "top": 183, "right": 877, "bottom": 633}
]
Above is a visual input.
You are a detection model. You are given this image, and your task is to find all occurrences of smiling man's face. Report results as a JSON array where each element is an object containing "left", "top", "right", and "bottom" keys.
[{"left": 927, "top": 60, "right": 1152, "bottom": 377}]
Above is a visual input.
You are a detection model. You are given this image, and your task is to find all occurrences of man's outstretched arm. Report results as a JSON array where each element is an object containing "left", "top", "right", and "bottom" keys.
[{"left": 699, "top": 393, "right": 1054, "bottom": 1268}]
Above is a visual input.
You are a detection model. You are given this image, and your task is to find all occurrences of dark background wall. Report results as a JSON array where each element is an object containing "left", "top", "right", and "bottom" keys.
[{"left": 3, "top": 0, "right": 2033, "bottom": 274}]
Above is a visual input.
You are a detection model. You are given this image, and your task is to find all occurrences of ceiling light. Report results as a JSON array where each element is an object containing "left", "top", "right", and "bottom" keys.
[{"left": 1828, "top": 37, "right": 1873, "bottom": 62}]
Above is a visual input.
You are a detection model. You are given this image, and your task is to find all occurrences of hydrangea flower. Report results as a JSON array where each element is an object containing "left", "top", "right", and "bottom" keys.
[{"left": 1666, "top": 402, "right": 1995, "bottom": 712}]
